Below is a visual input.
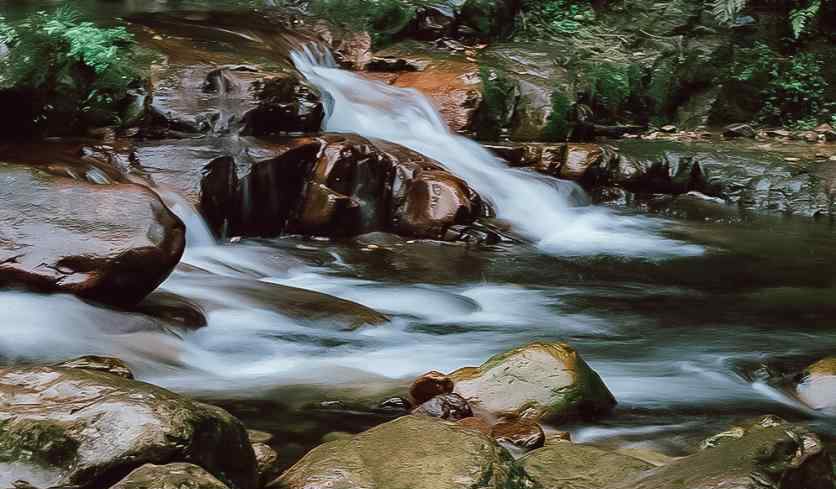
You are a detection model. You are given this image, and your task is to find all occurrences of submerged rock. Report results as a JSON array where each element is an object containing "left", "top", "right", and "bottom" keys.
[
  {"left": 450, "top": 342, "right": 616, "bottom": 422},
  {"left": 0, "top": 366, "right": 258, "bottom": 489},
  {"left": 796, "top": 357, "right": 836, "bottom": 412},
  {"left": 272, "top": 415, "right": 533, "bottom": 489},
  {"left": 0, "top": 162, "right": 185, "bottom": 306},
  {"left": 110, "top": 463, "right": 231, "bottom": 489}
]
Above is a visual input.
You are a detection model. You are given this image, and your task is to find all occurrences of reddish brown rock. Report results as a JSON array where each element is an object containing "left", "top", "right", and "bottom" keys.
[
  {"left": 456, "top": 416, "right": 493, "bottom": 435},
  {"left": 0, "top": 161, "right": 185, "bottom": 306},
  {"left": 409, "top": 371, "right": 455, "bottom": 405},
  {"left": 53, "top": 356, "right": 135, "bottom": 379}
]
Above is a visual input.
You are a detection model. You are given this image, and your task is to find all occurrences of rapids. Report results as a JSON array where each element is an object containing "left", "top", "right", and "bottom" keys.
[{"left": 0, "top": 3, "right": 834, "bottom": 469}]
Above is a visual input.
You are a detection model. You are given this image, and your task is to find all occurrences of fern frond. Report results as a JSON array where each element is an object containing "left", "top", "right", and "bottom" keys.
[
  {"left": 710, "top": 0, "right": 748, "bottom": 26},
  {"left": 790, "top": 0, "right": 821, "bottom": 39}
]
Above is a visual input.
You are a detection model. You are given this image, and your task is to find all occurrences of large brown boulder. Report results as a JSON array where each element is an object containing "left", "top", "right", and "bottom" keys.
[
  {"left": 0, "top": 161, "right": 185, "bottom": 306},
  {"left": 203, "top": 134, "right": 484, "bottom": 240},
  {"left": 0, "top": 365, "right": 258, "bottom": 489},
  {"left": 450, "top": 342, "right": 616, "bottom": 422},
  {"left": 110, "top": 463, "right": 232, "bottom": 489},
  {"left": 271, "top": 415, "right": 534, "bottom": 489},
  {"left": 796, "top": 357, "right": 836, "bottom": 412}
]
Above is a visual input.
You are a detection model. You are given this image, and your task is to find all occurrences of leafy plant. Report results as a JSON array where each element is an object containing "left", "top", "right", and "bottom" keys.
[
  {"left": 580, "top": 61, "right": 642, "bottom": 117},
  {"left": 542, "top": 88, "right": 572, "bottom": 141},
  {"left": 475, "top": 66, "right": 516, "bottom": 140},
  {"left": 789, "top": 0, "right": 822, "bottom": 38},
  {"left": 731, "top": 42, "right": 828, "bottom": 125},
  {"left": 710, "top": 0, "right": 826, "bottom": 38},
  {"left": 515, "top": 0, "right": 595, "bottom": 38},
  {"left": 0, "top": 6, "right": 150, "bottom": 134},
  {"left": 710, "top": 0, "right": 748, "bottom": 25}
]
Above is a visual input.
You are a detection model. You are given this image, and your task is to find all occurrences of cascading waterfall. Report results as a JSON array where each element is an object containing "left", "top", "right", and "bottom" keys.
[{"left": 291, "top": 46, "right": 702, "bottom": 257}]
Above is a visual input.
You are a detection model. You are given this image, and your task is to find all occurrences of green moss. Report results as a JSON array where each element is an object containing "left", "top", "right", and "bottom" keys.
[
  {"left": 0, "top": 419, "right": 79, "bottom": 468},
  {"left": 580, "top": 61, "right": 642, "bottom": 118},
  {"left": 542, "top": 88, "right": 571, "bottom": 142}
]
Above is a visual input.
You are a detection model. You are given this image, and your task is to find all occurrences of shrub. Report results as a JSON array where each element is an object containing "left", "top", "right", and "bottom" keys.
[
  {"left": 475, "top": 66, "right": 516, "bottom": 140},
  {"left": 579, "top": 61, "right": 642, "bottom": 118},
  {"left": 731, "top": 42, "right": 829, "bottom": 125},
  {"left": 0, "top": 6, "right": 150, "bottom": 136},
  {"left": 542, "top": 88, "right": 572, "bottom": 141},
  {"left": 515, "top": 0, "right": 595, "bottom": 38}
]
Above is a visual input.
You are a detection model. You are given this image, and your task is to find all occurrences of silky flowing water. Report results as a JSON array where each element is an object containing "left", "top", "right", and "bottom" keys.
[{"left": 1, "top": 0, "right": 835, "bottom": 471}]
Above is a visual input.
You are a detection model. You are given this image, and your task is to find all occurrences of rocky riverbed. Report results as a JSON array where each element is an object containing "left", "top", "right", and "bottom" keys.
[{"left": 1, "top": 1, "right": 835, "bottom": 488}]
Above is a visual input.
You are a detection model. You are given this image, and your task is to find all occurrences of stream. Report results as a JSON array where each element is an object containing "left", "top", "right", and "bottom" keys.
[{"left": 1, "top": 0, "right": 835, "bottom": 472}]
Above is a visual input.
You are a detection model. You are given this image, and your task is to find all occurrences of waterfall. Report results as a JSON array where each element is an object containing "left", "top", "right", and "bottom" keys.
[{"left": 291, "top": 46, "right": 702, "bottom": 257}]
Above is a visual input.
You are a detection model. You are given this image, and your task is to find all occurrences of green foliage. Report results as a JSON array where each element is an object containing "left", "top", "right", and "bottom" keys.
[
  {"left": 731, "top": 42, "right": 828, "bottom": 125},
  {"left": 515, "top": 0, "right": 595, "bottom": 38},
  {"left": 542, "top": 88, "right": 571, "bottom": 141},
  {"left": 580, "top": 62, "right": 642, "bottom": 116},
  {"left": 309, "top": 0, "right": 444, "bottom": 45},
  {"left": 0, "top": 6, "right": 150, "bottom": 132},
  {"left": 789, "top": 0, "right": 822, "bottom": 38},
  {"left": 476, "top": 66, "right": 515, "bottom": 140},
  {"left": 710, "top": 0, "right": 748, "bottom": 25}
]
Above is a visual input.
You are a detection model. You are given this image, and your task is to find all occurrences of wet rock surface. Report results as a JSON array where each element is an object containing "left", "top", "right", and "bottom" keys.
[
  {"left": 0, "top": 161, "right": 185, "bottom": 306},
  {"left": 110, "top": 463, "right": 232, "bottom": 489},
  {"left": 521, "top": 441, "right": 654, "bottom": 489},
  {"left": 203, "top": 134, "right": 484, "bottom": 240},
  {"left": 0, "top": 365, "right": 257, "bottom": 489},
  {"left": 272, "top": 415, "right": 533, "bottom": 489},
  {"left": 52, "top": 355, "right": 135, "bottom": 379},
  {"left": 412, "top": 393, "right": 473, "bottom": 421},
  {"left": 796, "top": 357, "right": 836, "bottom": 413},
  {"left": 450, "top": 342, "right": 616, "bottom": 422},
  {"left": 409, "top": 370, "right": 455, "bottom": 405}
]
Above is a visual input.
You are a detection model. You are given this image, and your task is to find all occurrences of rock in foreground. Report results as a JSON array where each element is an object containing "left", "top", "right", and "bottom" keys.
[
  {"left": 111, "top": 463, "right": 231, "bottom": 489},
  {"left": 271, "top": 415, "right": 533, "bottom": 489},
  {"left": 0, "top": 162, "right": 185, "bottom": 306},
  {"left": 796, "top": 356, "right": 836, "bottom": 412},
  {"left": 450, "top": 342, "right": 616, "bottom": 422},
  {"left": 0, "top": 365, "right": 257, "bottom": 489}
]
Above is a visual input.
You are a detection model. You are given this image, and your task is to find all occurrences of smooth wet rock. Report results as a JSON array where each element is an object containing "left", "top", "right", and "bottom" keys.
[
  {"left": 627, "top": 417, "right": 834, "bottom": 489},
  {"left": 252, "top": 443, "right": 281, "bottom": 487},
  {"left": 456, "top": 416, "right": 493, "bottom": 435},
  {"left": 241, "top": 75, "right": 324, "bottom": 136},
  {"left": 0, "top": 366, "right": 258, "bottom": 489},
  {"left": 450, "top": 342, "right": 616, "bottom": 422},
  {"left": 491, "top": 420, "right": 545, "bottom": 451},
  {"left": 110, "top": 463, "right": 231, "bottom": 489},
  {"left": 271, "top": 415, "right": 533, "bottom": 489},
  {"left": 214, "top": 134, "right": 484, "bottom": 240},
  {"left": 409, "top": 370, "right": 455, "bottom": 405},
  {"left": 0, "top": 162, "right": 185, "bottom": 306},
  {"left": 796, "top": 357, "right": 836, "bottom": 412},
  {"left": 52, "top": 356, "right": 134, "bottom": 379},
  {"left": 412, "top": 393, "right": 474, "bottom": 421},
  {"left": 521, "top": 442, "right": 653, "bottom": 489},
  {"left": 247, "top": 430, "right": 274, "bottom": 445}
]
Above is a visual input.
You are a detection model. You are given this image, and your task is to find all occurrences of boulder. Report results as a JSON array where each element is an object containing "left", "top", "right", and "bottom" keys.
[
  {"left": 627, "top": 417, "right": 834, "bottom": 489},
  {"left": 110, "top": 463, "right": 231, "bottom": 489},
  {"left": 0, "top": 366, "right": 258, "bottom": 489},
  {"left": 521, "top": 442, "right": 653, "bottom": 489},
  {"left": 796, "top": 357, "right": 836, "bottom": 412},
  {"left": 207, "top": 134, "right": 484, "bottom": 240},
  {"left": 271, "top": 415, "right": 533, "bottom": 489},
  {"left": 412, "top": 393, "right": 473, "bottom": 421},
  {"left": 450, "top": 342, "right": 616, "bottom": 422},
  {"left": 0, "top": 162, "right": 185, "bottom": 306},
  {"left": 409, "top": 370, "right": 455, "bottom": 405},
  {"left": 241, "top": 75, "right": 324, "bottom": 136}
]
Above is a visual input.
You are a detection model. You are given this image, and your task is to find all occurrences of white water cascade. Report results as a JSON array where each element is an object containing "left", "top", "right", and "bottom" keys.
[{"left": 291, "top": 46, "right": 702, "bottom": 257}]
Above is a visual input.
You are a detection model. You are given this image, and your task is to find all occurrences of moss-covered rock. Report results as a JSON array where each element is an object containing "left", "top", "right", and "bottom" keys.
[
  {"left": 521, "top": 442, "right": 653, "bottom": 489},
  {"left": 271, "top": 415, "right": 535, "bottom": 489},
  {"left": 450, "top": 342, "right": 616, "bottom": 422},
  {"left": 110, "top": 463, "right": 232, "bottom": 489},
  {"left": 627, "top": 416, "right": 834, "bottom": 489},
  {"left": 0, "top": 366, "right": 258, "bottom": 489}
]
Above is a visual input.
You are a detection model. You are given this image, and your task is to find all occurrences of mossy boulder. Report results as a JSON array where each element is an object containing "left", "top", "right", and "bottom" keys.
[
  {"left": 0, "top": 366, "right": 258, "bottom": 489},
  {"left": 271, "top": 415, "right": 535, "bottom": 489},
  {"left": 450, "top": 342, "right": 616, "bottom": 422},
  {"left": 796, "top": 357, "right": 836, "bottom": 412},
  {"left": 627, "top": 417, "right": 834, "bottom": 489},
  {"left": 110, "top": 463, "right": 232, "bottom": 489},
  {"left": 521, "top": 442, "right": 653, "bottom": 489}
]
